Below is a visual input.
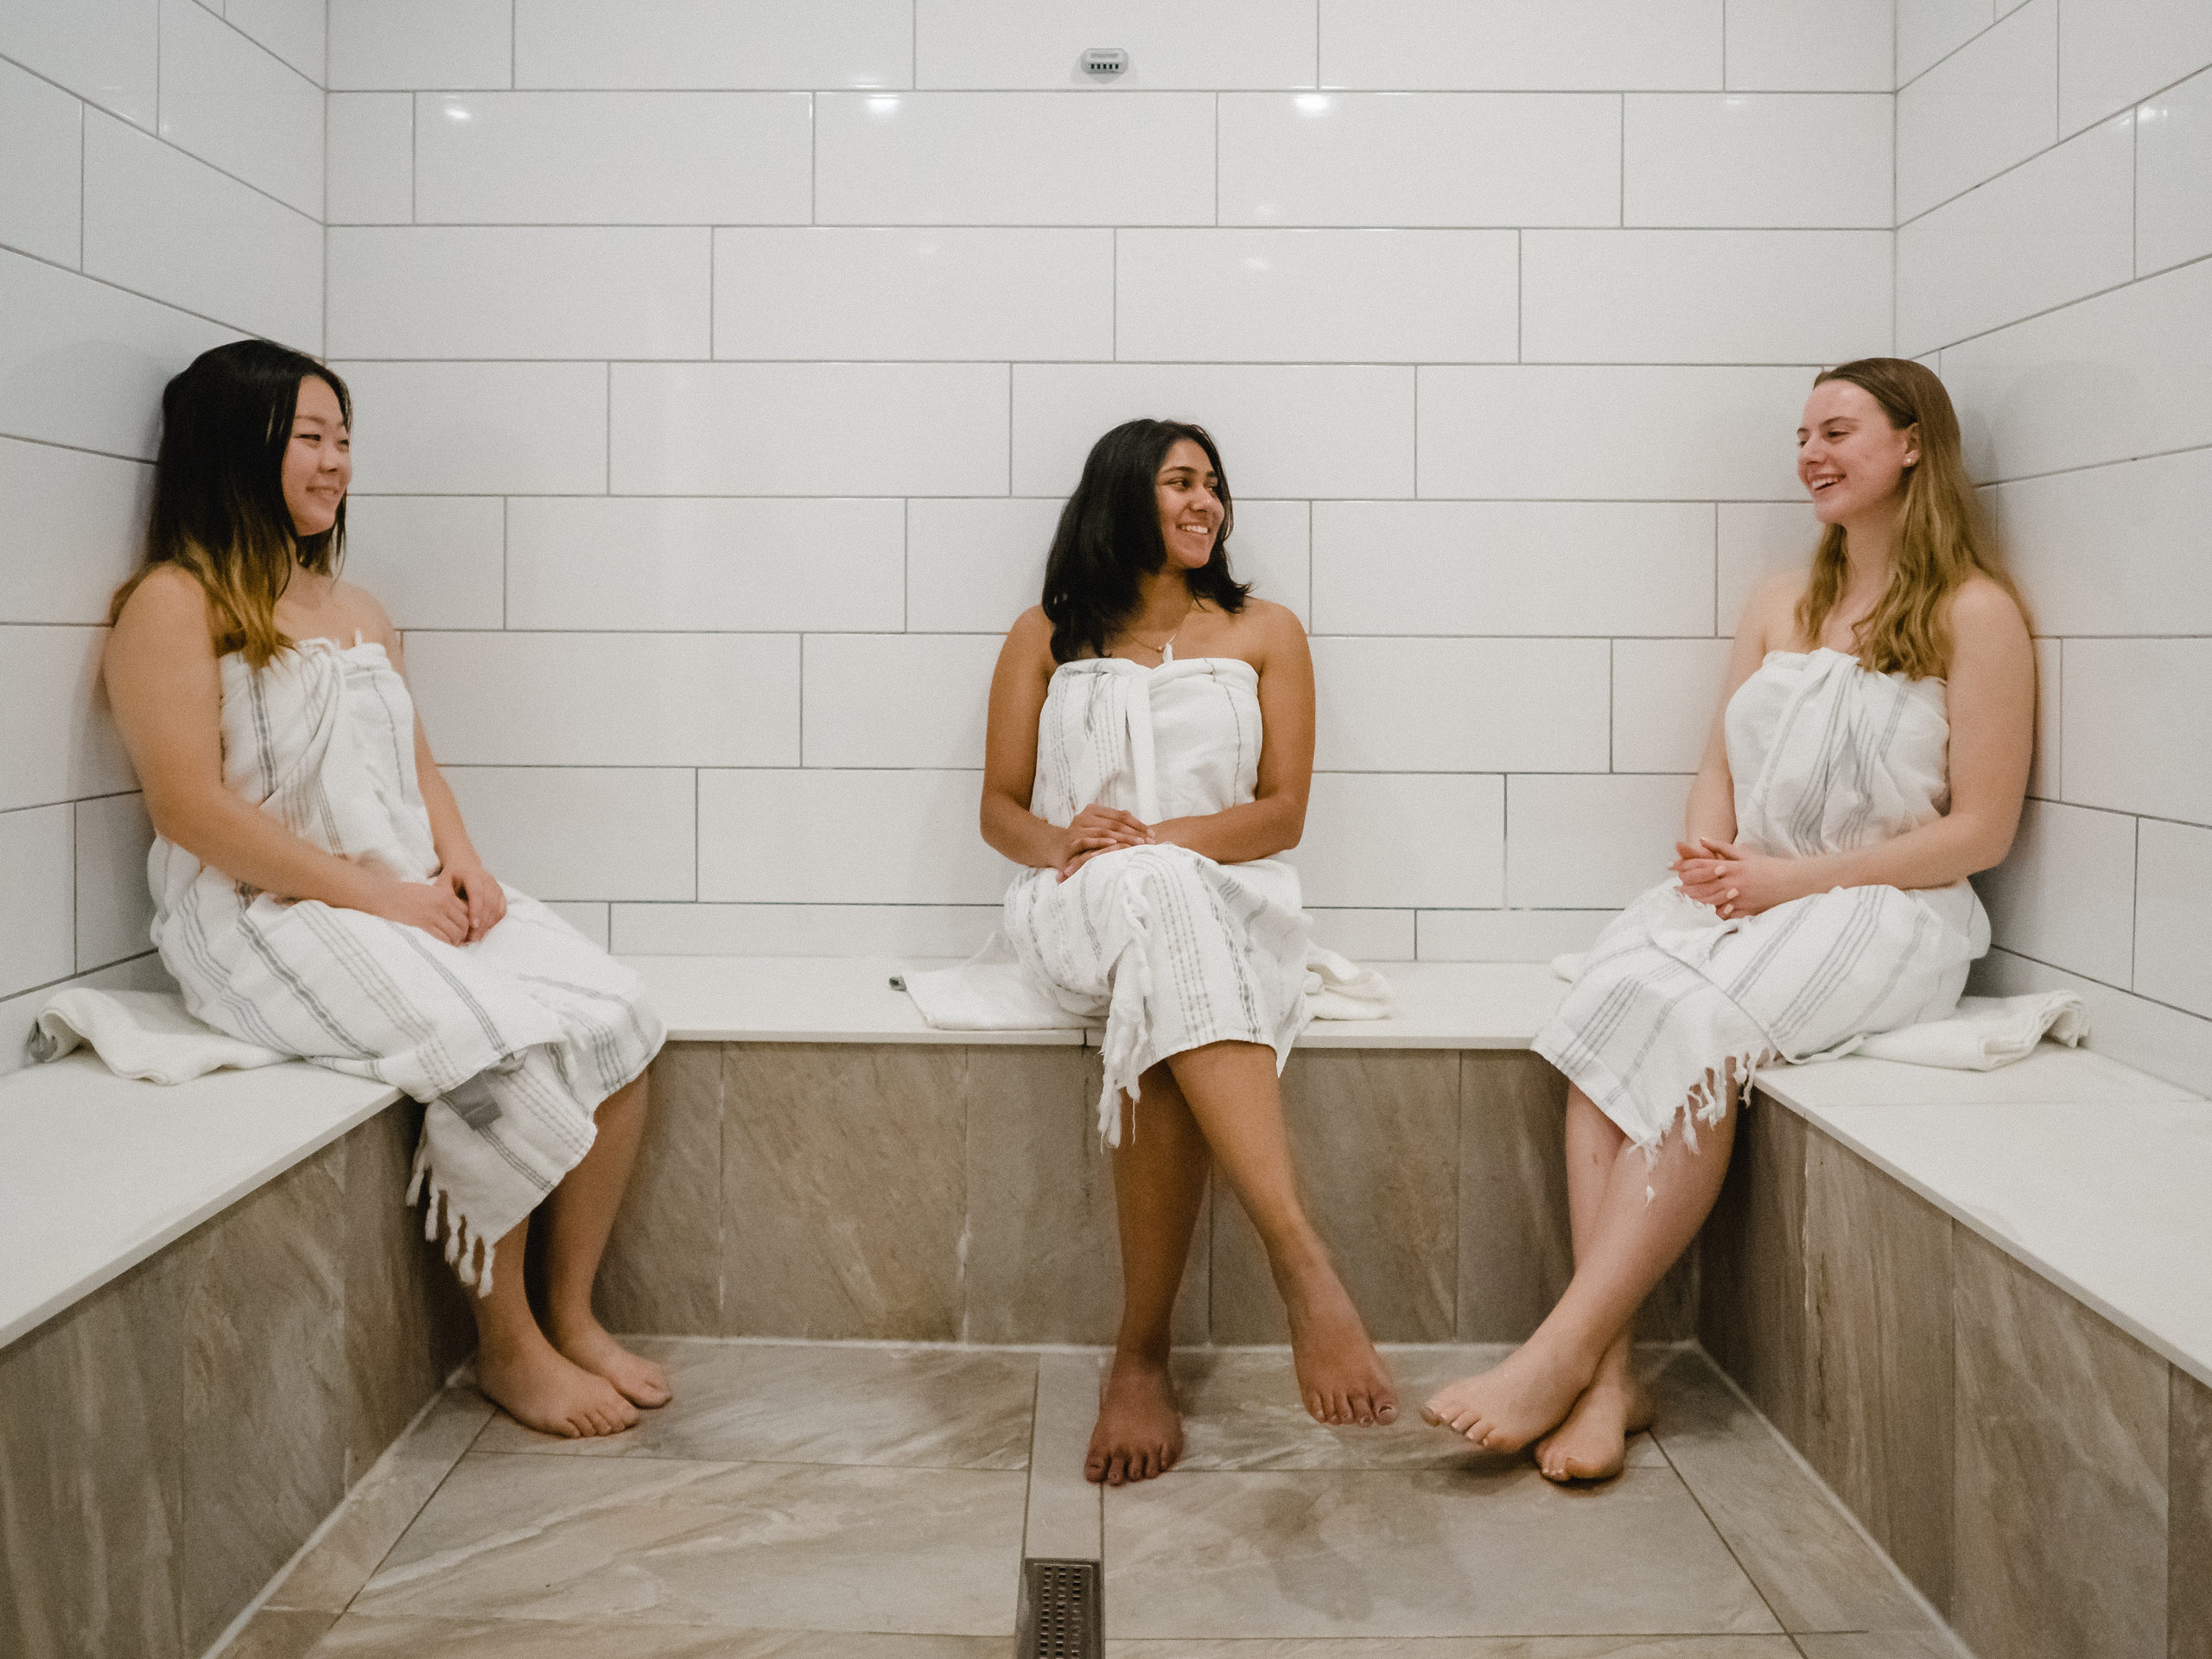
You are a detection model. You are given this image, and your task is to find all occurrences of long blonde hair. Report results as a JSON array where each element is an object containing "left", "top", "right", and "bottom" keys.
[
  {"left": 1795, "top": 357, "right": 2022, "bottom": 679},
  {"left": 110, "top": 340, "right": 349, "bottom": 669}
]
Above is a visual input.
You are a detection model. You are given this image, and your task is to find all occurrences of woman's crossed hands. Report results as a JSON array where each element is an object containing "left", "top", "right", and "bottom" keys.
[
  {"left": 359, "top": 861, "right": 507, "bottom": 944},
  {"left": 1673, "top": 836, "right": 1802, "bottom": 920},
  {"left": 1057, "top": 804, "right": 1154, "bottom": 883}
]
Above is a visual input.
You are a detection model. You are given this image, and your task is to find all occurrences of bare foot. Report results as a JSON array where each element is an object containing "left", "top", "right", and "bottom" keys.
[
  {"left": 548, "top": 1315, "right": 673, "bottom": 1408},
  {"left": 1421, "top": 1338, "right": 1589, "bottom": 1454},
  {"left": 1533, "top": 1370, "right": 1655, "bottom": 1483},
  {"left": 477, "top": 1329, "right": 640, "bottom": 1439},
  {"left": 1281, "top": 1262, "right": 1397, "bottom": 1427},
  {"left": 1085, "top": 1350, "right": 1184, "bottom": 1486}
]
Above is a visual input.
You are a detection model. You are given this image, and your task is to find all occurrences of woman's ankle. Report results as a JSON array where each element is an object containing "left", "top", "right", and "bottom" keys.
[
  {"left": 1110, "top": 1332, "right": 1173, "bottom": 1369},
  {"left": 1266, "top": 1231, "right": 1341, "bottom": 1303}
]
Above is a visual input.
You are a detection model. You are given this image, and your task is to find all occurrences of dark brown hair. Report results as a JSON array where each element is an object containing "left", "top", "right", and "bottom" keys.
[
  {"left": 111, "top": 339, "right": 350, "bottom": 667},
  {"left": 1041, "top": 419, "right": 1251, "bottom": 664}
]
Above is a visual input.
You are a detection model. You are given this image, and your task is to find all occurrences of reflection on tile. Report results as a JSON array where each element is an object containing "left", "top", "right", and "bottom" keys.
[
  {"left": 1790, "top": 1638, "right": 1960, "bottom": 1658},
  {"left": 1172, "top": 1346, "right": 1664, "bottom": 1474},
  {"left": 1214, "top": 1051, "right": 1459, "bottom": 1343},
  {"left": 1802, "top": 1130, "right": 1955, "bottom": 1611},
  {"left": 474, "top": 1339, "right": 1033, "bottom": 1470},
  {"left": 1027, "top": 1351, "right": 1104, "bottom": 1560},
  {"left": 1106, "top": 1641, "right": 1803, "bottom": 1657},
  {"left": 2174, "top": 1364, "right": 2212, "bottom": 1659},
  {"left": 1951, "top": 1229, "right": 2169, "bottom": 1659},
  {"left": 1648, "top": 1350, "right": 1935, "bottom": 1635},
  {"left": 343, "top": 1102, "right": 474, "bottom": 1484},
  {"left": 721, "top": 1044, "right": 967, "bottom": 1339},
  {"left": 0, "top": 1249, "right": 185, "bottom": 1659},
  {"left": 1458, "top": 1052, "right": 1573, "bottom": 1341},
  {"left": 596, "top": 1045, "right": 723, "bottom": 1336},
  {"left": 357, "top": 1452, "right": 1025, "bottom": 1635},
  {"left": 311, "top": 1617, "right": 1007, "bottom": 1656},
  {"left": 963, "top": 1046, "right": 1136, "bottom": 1345},
  {"left": 1700, "top": 1095, "right": 1808, "bottom": 1444},
  {"left": 181, "top": 1143, "right": 351, "bottom": 1653},
  {"left": 1103, "top": 1463, "right": 1777, "bottom": 1638},
  {"left": 222, "top": 1607, "right": 338, "bottom": 1659},
  {"left": 268, "top": 1389, "right": 493, "bottom": 1613}
]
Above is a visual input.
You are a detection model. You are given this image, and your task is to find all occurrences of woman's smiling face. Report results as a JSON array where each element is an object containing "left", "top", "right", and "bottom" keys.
[
  {"left": 1797, "top": 378, "right": 1917, "bottom": 528},
  {"left": 283, "top": 374, "right": 351, "bottom": 537},
  {"left": 1155, "top": 437, "right": 1223, "bottom": 569}
]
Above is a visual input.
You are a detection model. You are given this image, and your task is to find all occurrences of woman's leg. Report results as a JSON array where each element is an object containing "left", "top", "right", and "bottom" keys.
[
  {"left": 1530, "top": 1087, "right": 1656, "bottom": 1481},
  {"left": 470, "top": 1217, "right": 639, "bottom": 1439},
  {"left": 1166, "top": 1040, "right": 1396, "bottom": 1429},
  {"left": 539, "top": 1071, "right": 673, "bottom": 1408},
  {"left": 1426, "top": 1076, "right": 1737, "bottom": 1455},
  {"left": 1088, "top": 1060, "right": 1211, "bottom": 1485}
]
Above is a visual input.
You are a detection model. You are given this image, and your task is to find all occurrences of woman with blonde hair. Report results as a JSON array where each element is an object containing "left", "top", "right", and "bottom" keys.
[
  {"left": 105, "top": 340, "right": 669, "bottom": 1440},
  {"left": 1425, "top": 358, "right": 2034, "bottom": 1480}
]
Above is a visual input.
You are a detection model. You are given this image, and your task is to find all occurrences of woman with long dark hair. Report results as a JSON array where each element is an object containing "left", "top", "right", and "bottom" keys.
[
  {"left": 1424, "top": 358, "right": 2035, "bottom": 1481},
  {"left": 978, "top": 419, "right": 1396, "bottom": 1484},
  {"left": 104, "top": 340, "right": 669, "bottom": 1440}
]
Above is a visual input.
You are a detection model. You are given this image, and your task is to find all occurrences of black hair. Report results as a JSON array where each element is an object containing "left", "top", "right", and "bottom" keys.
[
  {"left": 114, "top": 339, "right": 352, "bottom": 667},
  {"left": 1041, "top": 419, "right": 1250, "bottom": 664}
]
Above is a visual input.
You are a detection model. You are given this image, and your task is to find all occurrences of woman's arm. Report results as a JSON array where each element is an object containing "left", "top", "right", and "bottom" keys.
[
  {"left": 980, "top": 608, "right": 1152, "bottom": 874},
  {"left": 1151, "top": 603, "right": 1313, "bottom": 865},
  {"left": 376, "top": 609, "right": 505, "bottom": 942},
  {"left": 1679, "top": 577, "right": 1795, "bottom": 849},
  {"left": 103, "top": 569, "right": 469, "bottom": 941},
  {"left": 1686, "top": 580, "right": 2034, "bottom": 912}
]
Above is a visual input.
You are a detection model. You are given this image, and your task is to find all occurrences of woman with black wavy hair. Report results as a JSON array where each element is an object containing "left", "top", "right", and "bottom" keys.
[{"left": 978, "top": 419, "right": 1396, "bottom": 1484}]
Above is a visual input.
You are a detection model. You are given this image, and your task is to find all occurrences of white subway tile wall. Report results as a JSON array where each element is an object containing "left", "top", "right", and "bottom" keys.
[
  {"left": 6, "top": 3, "right": 2207, "bottom": 1093},
  {"left": 2135, "top": 67, "right": 2212, "bottom": 277},
  {"left": 1915, "top": 1, "right": 2212, "bottom": 1090},
  {"left": 0, "top": 1, "right": 297, "bottom": 1054},
  {"left": 156, "top": 0, "right": 324, "bottom": 219},
  {"left": 1623, "top": 93, "right": 1893, "bottom": 228},
  {"left": 0, "top": 56, "right": 84, "bottom": 265}
]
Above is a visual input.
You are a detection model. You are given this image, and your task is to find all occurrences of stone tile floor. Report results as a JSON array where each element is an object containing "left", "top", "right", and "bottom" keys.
[{"left": 220, "top": 1340, "right": 1961, "bottom": 1658}]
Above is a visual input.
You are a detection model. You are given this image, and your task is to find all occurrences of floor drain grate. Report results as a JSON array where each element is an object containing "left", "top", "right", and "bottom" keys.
[{"left": 1016, "top": 1557, "right": 1102, "bottom": 1659}]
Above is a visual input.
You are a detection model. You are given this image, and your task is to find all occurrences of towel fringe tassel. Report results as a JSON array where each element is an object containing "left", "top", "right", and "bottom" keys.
[
  {"left": 1095, "top": 864, "right": 1160, "bottom": 1150},
  {"left": 1637, "top": 1046, "right": 1770, "bottom": 1198},
  {"left": 407, "top": 1125, "right": 497, "bottom": 1297}
]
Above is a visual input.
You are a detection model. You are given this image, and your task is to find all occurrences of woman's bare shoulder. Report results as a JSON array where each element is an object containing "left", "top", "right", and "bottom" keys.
[
  {"left": 999, "top": 605, "right": 1060, "bottom": 673},
  {"left": 1948, "top": 573, "right": 2029, "bottom": 636},
  {"left": 1737, "top": 569, "right": 1808, "bottom": 651},
  {"left": 111, "top": 564, "right": 211, "bottom": 640},
  {"left": 1236, "top": 595, "right": 1306, "bottom": 649}
]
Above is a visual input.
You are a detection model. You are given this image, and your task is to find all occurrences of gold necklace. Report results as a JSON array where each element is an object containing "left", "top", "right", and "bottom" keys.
[{"left": 1126, "top": 594, "right": 1197, "bottom": 658}]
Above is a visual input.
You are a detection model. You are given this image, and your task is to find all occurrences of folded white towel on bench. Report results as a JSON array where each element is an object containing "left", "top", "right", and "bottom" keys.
[
  {"left": 903, "top": 934, "right": 1395, "bottom": 1032},
  {"left": 29, "top": 988, "right": 291, "bottom": 1084},
  {"left": 1828, "top": 989, "right": 2090, "bottom": 1071}
]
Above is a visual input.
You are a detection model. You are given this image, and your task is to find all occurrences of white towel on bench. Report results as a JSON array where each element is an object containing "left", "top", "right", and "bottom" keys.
[
  {"left": 904, "top": 932, "right": 1395, "bottom": 1033},
  {"left": 1815, "top": 990, "right": 2090, "bottom": 1070},
  {"left": 30, "top": 988, "right": 291, "bottom": 1084}
]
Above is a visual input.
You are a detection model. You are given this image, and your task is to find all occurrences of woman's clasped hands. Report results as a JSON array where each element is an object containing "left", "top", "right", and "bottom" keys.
[
  {"left": 1057, "top": 804, "right": 1154, "bottom": 883},
  {"left": 1671, "top": 836, "right": 1802, "bottom": 921},
  {"left": 358, "top": 861, "right": 507, "bottom": 944}
]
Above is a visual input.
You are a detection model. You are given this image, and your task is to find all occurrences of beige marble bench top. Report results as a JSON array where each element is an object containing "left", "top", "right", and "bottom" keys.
[
  {"left": 620, "top": 954, "right": 1573, "bottom": 1047},
  {"left": 0, "top": 1053, "right": 401, "bottom": 1349},
  {"left": 10, "top": 953, "right": 2203, "bottom": 1396},
  {"left": 1757, "top": 1046, "right": 2212, "bottom": 1391}
]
